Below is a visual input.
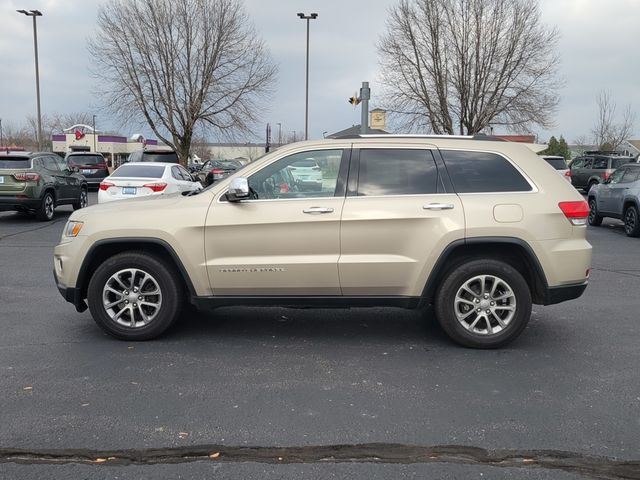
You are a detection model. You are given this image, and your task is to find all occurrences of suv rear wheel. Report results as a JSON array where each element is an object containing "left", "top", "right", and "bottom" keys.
[
  {"left": 434, "top": 259, "right": 532, "bottom": 349},
  {"left": 36, "top": 191, "right": 55, "bottom": 221},
  {"left": 588, "top": 198, "right": 603, "bottom": 226},
  {"left": 73, "top": 187, "right": 88, "bottom": 210},
  {"left": 87, "top": 252, "right": 183, "bottom": 340}
]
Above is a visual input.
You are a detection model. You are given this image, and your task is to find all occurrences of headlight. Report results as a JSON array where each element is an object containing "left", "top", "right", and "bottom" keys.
[{"left": 64, "top": 221, "right": 84, "bottom": 237}]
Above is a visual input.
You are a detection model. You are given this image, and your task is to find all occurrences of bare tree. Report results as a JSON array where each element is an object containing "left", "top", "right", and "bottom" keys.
[
  {"left": 591, "top": 90, "right": 635, "bottom": 150},
  {"left": 378, "top": 0, "right": 561, "bottom": 134},
  {"left": 89, "top": 0, "right": 277, "bottom": 164}
]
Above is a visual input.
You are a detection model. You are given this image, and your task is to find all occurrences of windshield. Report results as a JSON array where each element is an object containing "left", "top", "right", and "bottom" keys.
[
  {"left": 111, "top": 165, "right": 165, "bottom": 178},
  {"left": 0, "top": 157, "right": 31, "bottom": 169},
  {"left": 544, "top": 158, "right": 567, "bottom": 170},
  {"left": 67, "top": 155, "right": 104, "bottom": 165}
]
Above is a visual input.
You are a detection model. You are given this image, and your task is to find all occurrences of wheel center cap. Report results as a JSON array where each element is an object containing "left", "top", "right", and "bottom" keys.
[{"left": 480, "top": 299, "right": 490, "bottom": 309}]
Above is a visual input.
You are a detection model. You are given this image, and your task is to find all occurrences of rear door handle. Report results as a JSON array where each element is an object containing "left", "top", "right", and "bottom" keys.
[
  {"left": 303, "top": 207, "right": 334, "bottom": 214},
  {"left": 423, "top": 203, "right": 455, "bottom": 210}
]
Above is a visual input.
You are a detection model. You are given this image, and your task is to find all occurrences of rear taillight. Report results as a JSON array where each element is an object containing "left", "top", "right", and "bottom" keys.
[
  {"left": 143, "top": 182, "right": 167, "bottom": 192},
  {"left": 603, "top": 171, "right": 613, "bottom": 181},
  {"left": 13, "top": 172, "right": 40, "bottom": 182},
  {"left": 558, "top": 201, "right": 590, "bottom": 226},
  {"left": 99, "top": 181, "right": 115, "bottom": 191},
  {"left": 564, "top": 170, "right": 571, "bottom": 177},
  {"left": 211, "top": 169, "right": 224, "bottom": 174}
]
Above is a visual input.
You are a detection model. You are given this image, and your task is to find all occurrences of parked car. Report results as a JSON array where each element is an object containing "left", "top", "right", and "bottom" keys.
[
  {"left": 98, "top": 162, "right": 201, "bottom": 203},
  {"left": 55, "top": 135, "right": 591, "bottom": 348},
  {"left": 198, "top": 159, "right": 243, "bottom": 186},
  {"left": 569, "top": 151, "right": 635, "bottom": 192},
  {"left": 65, "top": 152, "right": 109, "bottom": 189},
  {"left": 127, "top": 148, "right": 179, "bottom": 164},
  {"left": 288, "top": 158, "right": 323, "bottom": 191},
  {"left": 588, "top": 163, "right": 640, "bottom": 236},
  {"left": 542, "top": 155, "right": 571, "bottom": 183},
  {"left": 0, "top": 151, "right": 88, "bottom": 220}
]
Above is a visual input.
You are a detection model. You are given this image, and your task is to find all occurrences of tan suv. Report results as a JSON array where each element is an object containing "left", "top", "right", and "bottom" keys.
[{"left": 54, "top": 136, "right": 592, "bottom": 348}]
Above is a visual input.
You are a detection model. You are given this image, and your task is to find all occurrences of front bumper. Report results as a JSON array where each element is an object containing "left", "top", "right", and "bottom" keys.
[
  {"left": 543, "top": 281, "right": 588, "bottom": 305},
  {"left": 53, "top": 268, "right": 88, "bottom": 312}
]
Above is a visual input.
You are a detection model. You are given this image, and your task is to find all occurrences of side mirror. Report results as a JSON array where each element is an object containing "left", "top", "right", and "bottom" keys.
[{"left": 226, "top": 177, "right": 250, "bottom": 202}]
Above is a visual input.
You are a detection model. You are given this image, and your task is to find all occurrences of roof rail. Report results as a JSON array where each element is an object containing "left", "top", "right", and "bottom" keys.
[
  {"left": 584, "top": 150, "right": 631, "bottom": 156},
  {"left": 333, "top": 133, "right": 505, "bottom": 141}
]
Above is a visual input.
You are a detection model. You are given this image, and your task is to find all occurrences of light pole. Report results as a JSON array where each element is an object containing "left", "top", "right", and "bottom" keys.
[
  {"left": 276, "top": 122, "right": 282, "bottom": 146},
  {"left": 297, "top": 12, "right": 318, "bottom": 141},
  {"left": 17, "top": 9, "right": 43, "bottom": 151},
  {"left": 92, "top": 114, "right": 97, "bottom": 152},
  {"left": 0, "top": 118, "right": 3, "bottom": 151}
]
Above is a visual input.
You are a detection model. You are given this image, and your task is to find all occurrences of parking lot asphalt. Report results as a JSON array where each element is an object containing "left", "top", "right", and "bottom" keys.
[{"left": 0, "top": 192, "right": 639, "bottom": 479}]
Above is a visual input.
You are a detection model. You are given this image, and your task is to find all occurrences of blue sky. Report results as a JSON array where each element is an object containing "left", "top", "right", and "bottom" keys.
[{"left": 0, "top": 0, "right": 638, "bottom": 143}]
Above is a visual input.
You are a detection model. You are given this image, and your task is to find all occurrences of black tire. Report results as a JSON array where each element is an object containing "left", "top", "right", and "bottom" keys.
[
  {"left": 36, "top": 191, "right": 55, "bottom": 221},
  {"left": 623, "top": 205, "right": 640, "bottom": 237},
  {"left": 87, "top": 252, "right": 183, "bottom": 340},
  {"left": 434, "top": 259, "right": 532, "bottom": 349},
  {"left": 588, "top": 198, "right": 603, "bottom": 226},
  {"left": 73, "top": 187, "right": 88, "bottom": 210}
]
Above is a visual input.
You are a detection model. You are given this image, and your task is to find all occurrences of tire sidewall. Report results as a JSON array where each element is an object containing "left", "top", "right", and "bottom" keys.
[
  {"left": 37, "top": 192, "right": 55, "bottom": 221},
  {"left": 588, "top": 198, "right": 602, "bottom": 226},
  {"left": 435, "top": 259, "right": 532, "bottom": 349},
  {"left": 624, "top": 206, "right": 640, "bottom": 237},
  {"left": 87, "top": 252, "right": 182, "bottom": 340}
]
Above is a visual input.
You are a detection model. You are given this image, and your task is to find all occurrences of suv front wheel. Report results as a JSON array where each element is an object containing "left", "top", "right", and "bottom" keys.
[
  {"left": 435, "top": 259, "right": 532, "bottom": 349},
  {"left": 87, "top": 252, "right": 183, "bottom": 340}
]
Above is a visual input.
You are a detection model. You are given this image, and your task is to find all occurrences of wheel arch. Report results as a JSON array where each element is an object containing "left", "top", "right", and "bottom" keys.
[
  {"left": 421, "top": 237, "right": 549, "bottom": 306},
  {"left": 76, "top": 238, "right": 197, "bottom": 301}
]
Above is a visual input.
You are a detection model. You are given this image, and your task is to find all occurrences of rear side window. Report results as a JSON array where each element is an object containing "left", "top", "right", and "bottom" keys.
[
  {"left": 111, "top": 165, "right": 166, "bottom": 178},
  {"left": 591, "top": 157, "right": 608, "bottom": 169},
  {"left": 0, "top": 157, "right": 31, "bottom": 168},
  {"left": 440, "top": 150, "right": 532, "bottom": 193},
  {"left": 612, "top": 158, "right": 632, "bottom": 169},
  {"left": 357, "top": 149, "right": 438, "bottom": 196}
]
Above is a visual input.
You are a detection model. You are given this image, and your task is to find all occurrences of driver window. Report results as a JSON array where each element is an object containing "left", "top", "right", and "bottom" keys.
[
  {"left": 608, "top": 169, "right": 625, "bottom": 184},
  {"left": 248, "top": 149, "right": 343, "bottom": 200}
]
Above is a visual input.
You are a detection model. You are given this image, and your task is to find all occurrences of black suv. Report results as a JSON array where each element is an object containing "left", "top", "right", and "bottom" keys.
[
  {"left": 0, "top": 152, "right": 88, "bottom": 221},
  {"left": 569, "top": 151, "right": 635, "bottom": 192},
  {"left": 65, "top": 152, "right": 109, "bottom": 188}
]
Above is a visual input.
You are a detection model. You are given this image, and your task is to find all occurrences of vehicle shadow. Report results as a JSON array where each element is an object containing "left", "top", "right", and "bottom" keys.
[{"left": 163, "top": 304, "right": 565, "bottom": 352}]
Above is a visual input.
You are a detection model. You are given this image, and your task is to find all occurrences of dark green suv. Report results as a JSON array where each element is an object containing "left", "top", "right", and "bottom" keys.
[{"left": 0, "top": 152, "right": 88, "bottom": 221}]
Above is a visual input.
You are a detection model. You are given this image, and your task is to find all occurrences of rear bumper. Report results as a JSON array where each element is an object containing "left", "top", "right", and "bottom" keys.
[
  {"left": 0, "top": 195, "right": 41, "bottom": 210},
  {"left": 53, "top": 268, "right": 88, "bottom": 312},
  {"left": 543, "top": 281, "right": 588, "bottom": 305}
]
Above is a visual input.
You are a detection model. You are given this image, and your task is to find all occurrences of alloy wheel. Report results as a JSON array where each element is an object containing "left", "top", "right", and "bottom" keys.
[
  {"left": 454, "top": 275, "right": 517, "bottom": 335},
  {"left": 102, "top": 268, "right": 163, "bottom": 328},
  {"left": 44, "top": 195, "right": 54, "bottom": 219},
  {"left": 625, "top": 208, "right": 637, "bottom": 235}
]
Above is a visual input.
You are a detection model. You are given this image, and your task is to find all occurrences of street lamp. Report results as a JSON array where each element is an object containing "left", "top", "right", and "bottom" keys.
[
  {"left": 0, "top": 118, "right": 3, "bottom": 151},
  {"left": 17, "top": 9, "right": 43, "bottom": 151},
  {"left": 297, "top": 12, "right": 318, "bottom": 141}
]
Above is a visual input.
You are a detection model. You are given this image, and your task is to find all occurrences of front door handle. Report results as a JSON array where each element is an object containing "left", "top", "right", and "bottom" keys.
[
  {"left": 423, "top": 203, "right": 455, "bottom": 210},
  {"left": 303, "top": 207, "right": 334, "bottom": 214}
]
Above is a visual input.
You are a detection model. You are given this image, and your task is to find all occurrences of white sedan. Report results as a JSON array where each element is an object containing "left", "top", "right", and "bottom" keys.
[{"left": 98, "top": 162, "right": 202, "bottom": 203}]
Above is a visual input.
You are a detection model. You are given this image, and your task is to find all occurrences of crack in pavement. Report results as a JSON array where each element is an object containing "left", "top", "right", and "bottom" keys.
[
  {"left": 591, "top": 267, "right": 640, "bottom": 280},
  {"left": 0, "top": 218, "right": 65, "bottom": 242},
  {"left": 0, "top": 444, "right": 638, "bottom": 479}
]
